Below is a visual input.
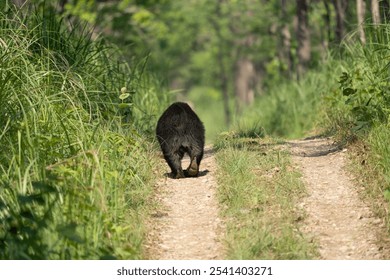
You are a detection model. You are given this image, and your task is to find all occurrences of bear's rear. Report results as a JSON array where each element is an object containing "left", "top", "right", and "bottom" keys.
[{"left": 156, "top": 102, "right": 205, "bottom": 179}]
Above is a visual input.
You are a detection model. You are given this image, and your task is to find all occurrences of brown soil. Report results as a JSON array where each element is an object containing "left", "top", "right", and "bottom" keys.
[
  {"left": 289, "top": 137, "right": 390, "bottom": 259},
  {"left": 145, "top": 146, "right": 225, "bottom": 260}
]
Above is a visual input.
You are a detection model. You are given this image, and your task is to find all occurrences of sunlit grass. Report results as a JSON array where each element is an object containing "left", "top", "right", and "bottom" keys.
[
  {"left": 0, "top": 6, "right": 162, "bottom": 259},
  {"left": 323, "top": 24, "right": 390, "bottom": 238},
  {"left": 215, "top": 137, "right": 318, "bottom": 259}
]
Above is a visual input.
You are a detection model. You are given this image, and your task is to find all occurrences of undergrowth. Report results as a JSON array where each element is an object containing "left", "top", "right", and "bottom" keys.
[
  {"left": 234, "top": 61, "right": 340, "bottom": 139},
  {"left": 0, "top": 5, "right": 166, "bottom": 259},
  {"left": 324, "top": 24, "right": 390, "bottom": 233}
]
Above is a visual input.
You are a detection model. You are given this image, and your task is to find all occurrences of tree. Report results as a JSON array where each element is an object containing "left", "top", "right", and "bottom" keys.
[
  {"left": 296, "top": 0, "right": 311, "bottom": 78},
  {"left": 357, "top": 0, "right": 366, "bottom": 44},
  {"left": 379, "top": 0, "right": 390, "bottom": 20},
  {"left": 231, "top": 3, "right": 257, "bottom": 114},
  {"left": 280, "top": 0, "right": 293, "bottom": 77},
  {"left": 322, "top": 0, "right": 332, "bottom": 53},
  {"left": 332, "top": 0, "right": 348, "bottom": 42},
  {"left": 371, "top": 0, "right": 380, "bottom": 24},
  {"left": 234, "top": 41, "right": 256, "bottom": 113},
  {"left": 211, "top": 0, "right": 232, "bottom": 126}
]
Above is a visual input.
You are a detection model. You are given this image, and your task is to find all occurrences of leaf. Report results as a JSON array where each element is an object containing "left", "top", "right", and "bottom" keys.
[
  {"left": 0, "top": 199, "right": 7, "bottom": 211},
  {"left": 118, "top": 103, "right": 132, "bottom": 109},
  {"left": 352, "top": 121, "right": 369, "bottom": 132},
  {"left": 345, "top": 96, "right": 354, "bottom": 105},
  {"left": 57, "top": 223, "right": 85, "bottom": 244},
  {"left": 18, "top": 194, "right": 45, "bottom": 205},
  {"left": 351, "top": 106, "right": 364, "bottom": 114},
  {"left": 32, "top": 181, "right": 57, "bottom": 193},
  {"left": 342, "top": 88, "right": 357, "bottom": 96},
  {"left": 119, "top": 93, "right": 130, "bottom": 100},
  {"left": 20, "top": 210, "right": 35, "bottom": 220},
  {"left": 339, "top": 72, "right": 350, "bottom": 84}
]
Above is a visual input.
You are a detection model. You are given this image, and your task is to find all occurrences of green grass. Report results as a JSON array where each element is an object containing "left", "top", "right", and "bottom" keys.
[
  {"left": 215, "top": 137, "right": 317, "bottom": 259},
  {"left": 0, "top": 5, "right": 164, "bottom": 259},
  {"left": 235, "top": 62, "right": 340, "bottom": 140},
  {"left": 323, "top": 24, "right": 390, "bottom": 236},
  {"left": 346, "top": 125, "right": 390, "bottom": 234},
  {"left": 324, "top": 24, "right": 390, "bottom": 133}
]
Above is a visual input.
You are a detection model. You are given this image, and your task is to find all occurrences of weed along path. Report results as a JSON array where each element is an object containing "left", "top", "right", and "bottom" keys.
[
  {"left": 289, "top": 137, "right": 388, "bottom": 259},
  {"left": 147, "top": 146, "right": 224, "bottom": 259}
]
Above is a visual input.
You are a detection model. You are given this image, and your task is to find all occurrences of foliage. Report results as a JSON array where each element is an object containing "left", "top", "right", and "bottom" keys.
[
  {"left": 324, "top": 24, "right": 390, "bottom": 137},
  {"left": 324, "top": 23, "right": 390, "bottom": 233},
  {"left": 0, "top": 5, "right": 163, "bottom": 259},
  {"left": 335, "top": 25, "right": 390, "bottom": 132}
]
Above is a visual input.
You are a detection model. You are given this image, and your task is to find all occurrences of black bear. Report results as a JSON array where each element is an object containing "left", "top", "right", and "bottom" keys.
[{"left": 156, "top": 102, "right": 205, "bottom": 179}]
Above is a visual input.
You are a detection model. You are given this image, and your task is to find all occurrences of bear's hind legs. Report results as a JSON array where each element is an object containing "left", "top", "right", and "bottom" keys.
[
  {"left": 186, "top": 156, "right": 199, "bottom": 177},
  {"left": 164, "top": 153, "right": 185, "bottom": 179}
]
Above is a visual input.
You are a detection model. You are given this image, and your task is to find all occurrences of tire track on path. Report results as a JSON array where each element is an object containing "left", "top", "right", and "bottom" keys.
[{"left": 289, "top": 138, "right": 389, "bottom": 259}]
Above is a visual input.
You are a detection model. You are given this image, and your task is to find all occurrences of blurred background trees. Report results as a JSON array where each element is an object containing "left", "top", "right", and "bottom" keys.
[{"left": 8, "top": 0, "right": 390, "bottom": 133}]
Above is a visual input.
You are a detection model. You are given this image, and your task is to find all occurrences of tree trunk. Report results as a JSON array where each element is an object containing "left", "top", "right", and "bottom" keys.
[
  {"left": 212, "top": 0, "right": 231, "bottom": 126},
  {"left": 281, "top": 24, "right": 293, "bottom": 75},
  {"left": 371, "top": 0, "right": 381, "bottom": 24},
  {"left": 332, "top": 0, "right": 348, "bottom": 43},
  {"left": 279, "top": 0, "right": 293, "bottom": 77},
  {"left": 357, "top": 0, "right": 366, "bottom": 44},
  {"left": 296, "top": 0, "right": 311, "bottom": 78},
  {"left": 219, "top": 56, "right": 231, "bottom": 126},
  {"left": 234, "top": 57, "right": 255, "bottom": 114},
  {"left": 230, "top": 5, "right": 257, "bottom": 114},
  {"left": 59, "top": 0, "right": 68, "bottom": 13},
  {"left": 379, "top": 0, "right": 390, "bottom": 21},
  {"left": 321, "top": 0, "right": 331, "bottom": 58}
]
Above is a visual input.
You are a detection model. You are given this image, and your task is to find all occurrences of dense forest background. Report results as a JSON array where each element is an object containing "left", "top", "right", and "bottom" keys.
[
  {"left": 9, "top": 0, "right": 388, "bottom": 138},
  {"left": 6, "top": 0, "right": 390, "bottom": 138},
  {"left": 1, "top": 0, "right": 390, "bottom": 259}
]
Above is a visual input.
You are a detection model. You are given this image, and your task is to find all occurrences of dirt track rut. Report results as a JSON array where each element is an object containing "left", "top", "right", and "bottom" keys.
[
  {"left": 147, "top": 146, "right": 224, "bottom": 259},
  {"left": 290, "top": 138, "right": 388, "bottom": 259}
]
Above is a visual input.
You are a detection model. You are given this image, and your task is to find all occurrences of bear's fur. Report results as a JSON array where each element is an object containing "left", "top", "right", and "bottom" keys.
[{"left": 156, "top": 102, "right": 205, "bottom": 179}]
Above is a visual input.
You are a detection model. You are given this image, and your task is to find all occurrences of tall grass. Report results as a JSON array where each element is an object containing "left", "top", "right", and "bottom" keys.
[
  {"left": 326, "top": 24, "right": 390, "bottom": 131},
  {"left": 234, "top": 60, "right": 341, "bottom": 139},
  {"left": 0, "top": 6, "right": 163, "bottom": 259},
  {"left": 324, "top": 23, "right": 390, "bottom": 233}
]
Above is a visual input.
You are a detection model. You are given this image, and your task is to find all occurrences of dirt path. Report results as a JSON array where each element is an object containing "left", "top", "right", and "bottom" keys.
[
  {"left": 146, "top": 146, "right": 224, "bottom": 259},
  {"left": 289, "top": 137, "right": 389, "bottom": 259},
  {"left": 147, "top": 137, "right": 389, "bottom": 260}
]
